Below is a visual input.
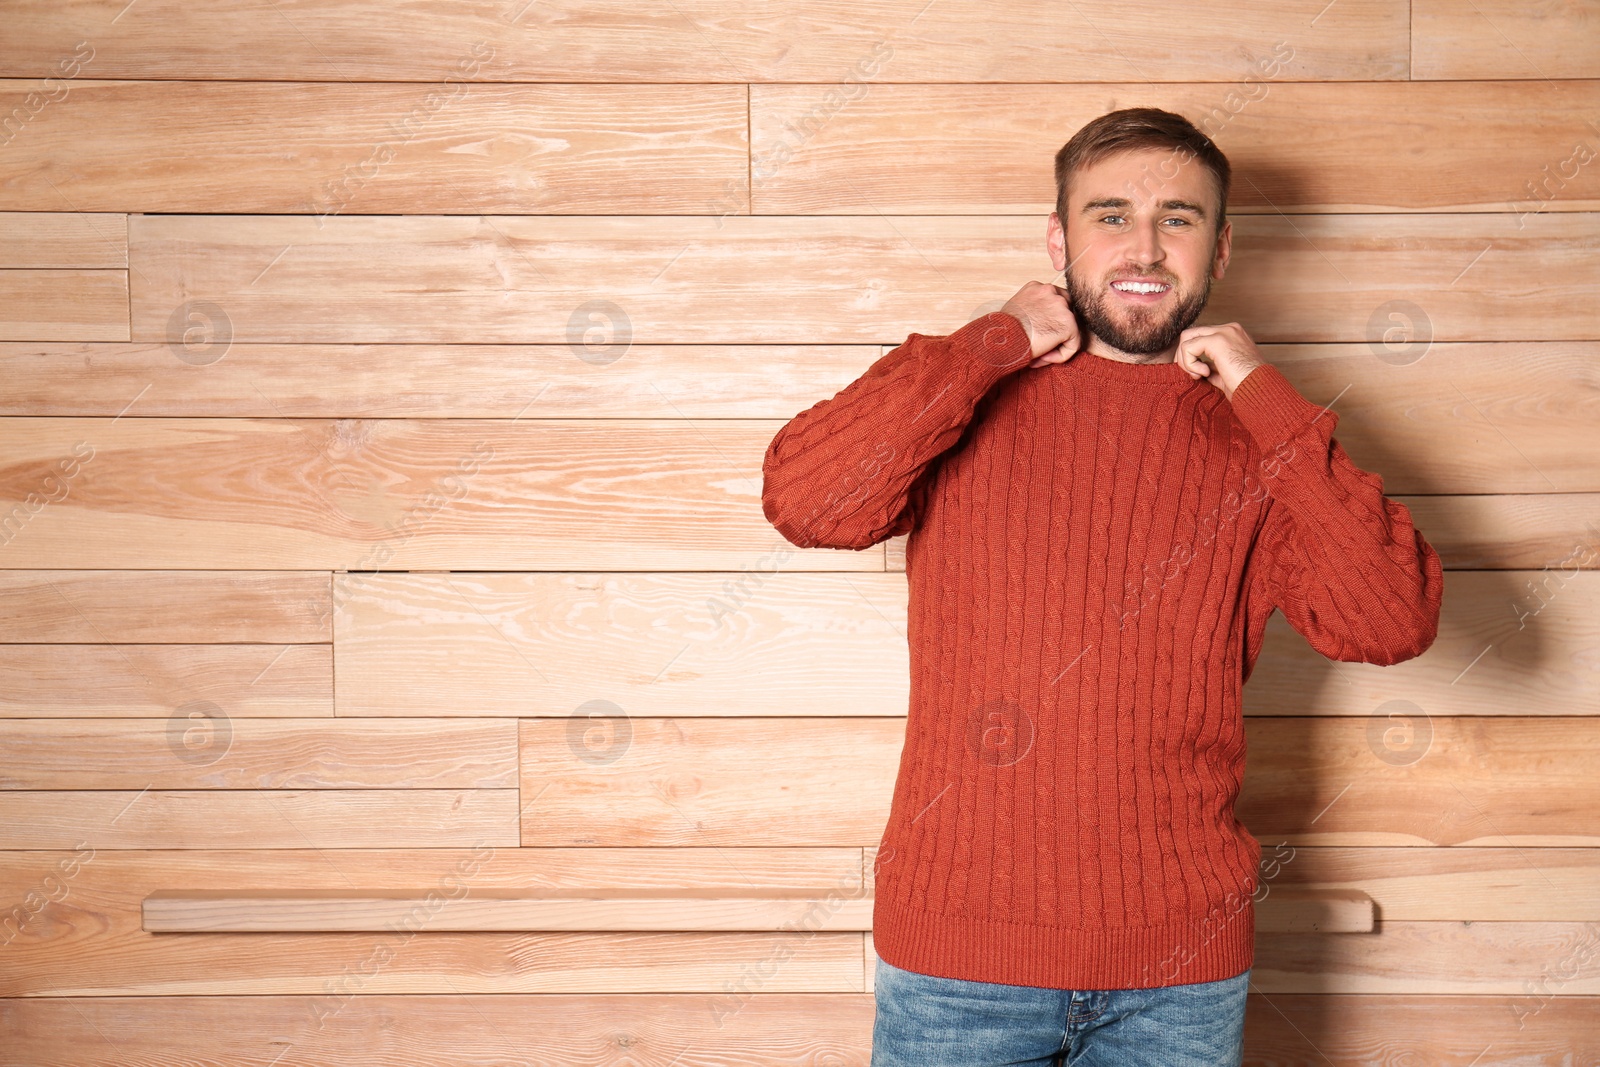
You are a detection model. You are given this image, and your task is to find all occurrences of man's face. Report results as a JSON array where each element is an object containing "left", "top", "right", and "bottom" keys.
[{"left": 1047, "top": 147, "right": 1231, "bottom": 358}]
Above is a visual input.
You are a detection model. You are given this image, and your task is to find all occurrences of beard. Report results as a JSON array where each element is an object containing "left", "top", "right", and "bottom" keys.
[{"left": 1063, "top": 246, "right": 1217, "bottom": 356}]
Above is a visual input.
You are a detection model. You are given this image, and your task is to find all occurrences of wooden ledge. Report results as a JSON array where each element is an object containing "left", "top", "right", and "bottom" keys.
[
  {"left": 143, "top": 887, "right": 874, "bottom": 933},
  {"left": 142, "top": 887, "right": 1374, "bottom": 934},
  {"left": 1257, "top": 887, "right": 1375, "bottom": 933}
]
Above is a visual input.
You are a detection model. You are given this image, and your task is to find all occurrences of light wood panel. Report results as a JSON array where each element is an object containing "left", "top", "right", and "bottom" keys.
[
  {"left": 1414, "top": 0, "right": 1600, "bottom": 79},
  {"left": 1248, "top": 576, "right": 1600, "bottom": 718},
  {"left": 0, "top": 571, "right": 330, "bottom": 642},
  {"left": 0, "top": 0, "right": 1410, "bottom": 82},
  {"left": 517, "top": 716, "right": 1600, "bottom": 847},
  {"left": 0, "top": 644, "right": 331, "bottom": 718},
  {"left": 4, "top": 993, "right": 1598, "bottom": 1065},
  {"left": 0, "top": 413, "right": 1592, "bottom": 568},
  {"left": 126, "top": 214, "right": 1600, "bottom": 344},
  {"left": 15, "top": 83, "right": 1592, "bottom": 214},
  {"left": 338, "top": 572, "right": 1596, "bottom": 718},
  {"left": 4, "top": 847, "right": 1598, "bottom": 995},
  {"left": 0, "top": 268, "right": 127, "bottom": 340},
  {"left": 0, "top": 341, "right": 879, "bottom": 418},
  {"left": 0, "top": 718, "right": 517, "bottom": 788},
  {"left": 0, "top": 212, "right": 125, "bottom": 267},
  {"left": 0, "top": 790, "right": 519, "bottom": 848},
  {"left": 0, "top": 81, "right": 748, "bottom": 213},
  {"left": 751, "top": 81, "right": 1600, "bottom": 214},
  {"left": 0, "top": 847, "right": 868, "bottom": 996},
  {"left": 141, "top": 887, "right": 878, "bottom": 933},
  {"left": 137, "top": 886, "right": 1371, "bottom": 934},
  {"left": 335, "top": 573, "right": 908, "bottom": 717}
]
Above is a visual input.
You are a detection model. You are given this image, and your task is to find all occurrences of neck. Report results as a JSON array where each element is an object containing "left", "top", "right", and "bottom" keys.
[{"left": 1083, "top": 333, "right": 1179, "bottom": 366}]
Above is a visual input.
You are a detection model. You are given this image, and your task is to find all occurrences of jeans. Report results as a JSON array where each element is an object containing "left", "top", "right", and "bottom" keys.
[{"left": 871, "top": 956, "right": 1250, "bottom": 1067}]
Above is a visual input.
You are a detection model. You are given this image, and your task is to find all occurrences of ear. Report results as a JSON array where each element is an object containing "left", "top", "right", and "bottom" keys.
[
  {"left": 1211, "top": 219, "right": 1232, "bottom": 280},
  {"left": 1047, "top": 211, "right": 1068, "bottom": 274}
]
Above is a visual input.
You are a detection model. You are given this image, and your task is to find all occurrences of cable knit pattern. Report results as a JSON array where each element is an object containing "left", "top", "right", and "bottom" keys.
[{"left": 761, "top": 311, "right": 1444, "bottom": 990}]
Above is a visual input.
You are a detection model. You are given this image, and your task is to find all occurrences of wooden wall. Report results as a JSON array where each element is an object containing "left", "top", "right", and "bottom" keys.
[{"left": 2, "top": 1, "right": 1598, "bottom": 1062}]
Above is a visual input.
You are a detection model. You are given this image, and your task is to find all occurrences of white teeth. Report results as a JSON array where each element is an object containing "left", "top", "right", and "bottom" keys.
[{"left": 1112, "top": 281, "right": 1168, "bottom": 294}]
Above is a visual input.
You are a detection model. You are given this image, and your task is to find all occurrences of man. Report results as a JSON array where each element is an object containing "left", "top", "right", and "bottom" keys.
[{"left": 761, "top": 107, "right": 1443, "bottom": 1066}]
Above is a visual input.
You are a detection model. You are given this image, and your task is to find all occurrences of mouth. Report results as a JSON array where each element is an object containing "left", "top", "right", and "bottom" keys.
[{"left": 1109, "top": 278, "right": 1172, "bottom": 304}]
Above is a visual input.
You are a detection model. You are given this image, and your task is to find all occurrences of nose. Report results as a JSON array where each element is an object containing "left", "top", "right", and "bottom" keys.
[{"left": 1127, "top": 216, "right": 1165, "bottom": 267}]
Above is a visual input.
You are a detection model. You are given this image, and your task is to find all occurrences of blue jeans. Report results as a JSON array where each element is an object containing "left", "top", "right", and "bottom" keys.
[{"left": 871, "top": 956, "right": 1249, "bottom": 1067}]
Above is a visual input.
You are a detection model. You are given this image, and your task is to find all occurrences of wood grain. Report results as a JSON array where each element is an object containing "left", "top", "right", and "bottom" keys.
[
  {"left": 0, "top": 81, "right": 749, "bottom": 213},
  {"left": 337, "top": 572, "right": 1596, "bottom": 718},
  {"left": 0, "top": 644, "right": 331, "bottom": 718},
  {"left": 514, "top": 715, "right": 1600, "bottom": 847},
  {"left": 5, "top": 992, "right": 1597, "bottom": 1064},
  {"left": 0, "top": 268, "right": 127, "bottom": 341},
  {"left": 335, "top": 573, "right": 908, "bottom": 717},
  {"left": 0, "top": 571, "right": 330, "bottom": 642},
  {"left": 0, "top": 718, "right": 518, "bottom": 788},
  {"left": 4, "top": 847, "right": 1595, "bottom": 996},
  {"left": 139, "top": 886, "right": 1368, "bottom": 934},
  {"left": 0, "top": 790, "right": 520, "bottom": 848},
  {"left": 751, "top": 81, "right": 1600, "bottom": 214},
  {"left": 1414, "top": 0, "right": 1600, "bottom": 79},
  {"left": 0, "top": 846, "right": 868, "bottom": 996},
  {"left": 0, "top": 212, "right": 125, "bottom": 268},
  {"left": 0, "top": 340, "right": 880, "bottom": 418},
  {"left": 0, "top": 0, "right": 1410, "bottom": 82},
  {"left": 126, "top": 213, "right": 1600, "bottom": 344}
]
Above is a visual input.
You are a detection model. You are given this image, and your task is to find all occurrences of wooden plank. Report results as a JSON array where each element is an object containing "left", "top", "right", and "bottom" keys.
[
  {"left": 142, "top": 887, "right": 875, "bottom": 933},
  {"left": 517, "top": 716, "right": 1600, "bottom": 847},
  {"left": 0, "top": 338, "right": 1592, "bottom": 455},
  {"left": 0, "top": 418, "right": 861, "bottom": 570},
  {"left": 335, "top": 573, "right": 908, "bottom": 717},
  {"left": 0, "top": 0, "right": 1409, "bottom": 82},
  {"left": 1254, "top": 887, "right": 1373, "bottom": 933},
  {"left": 0, "top": 81, "right": 748, "bottom": 213},
  {"left": 3, "top": 847, "right": 1595, "bottom": 996},
  {"left": 341, "top": 572, "right": 1596, "bottom": 718},
  {"left": 0, "top": 718, "right": 517, "bottom": 789},
  {"left": 0, "top": 790, "right": 519, "bottom": 848},
  {"left": 0, "top": 571, "right": 330, "bottom": 643},
  {"left": 0, "top": 213, "right": 125, "bottom": 268},
  {"left": 751, "top": 81, "right": 1600, "bottom": 214},
  {"left": 520, "top": 717, "right": 899, "bottom": 847},
  {"left": 0, "top": 644, "right": 330, "bottom": 719},
  {"left": 138, "top": 886, "right": 1368, "bottom": 934},
  {"left": 5, "top": 992, "right": 1597, "bottom": 1064},
  {"left": 0, "top": 269, "right": 126, "bottom": 341},
  {"left": 1248, "top": 571, "right": 1600, "bottom": 718},
  {"left": 0, "top": 341, "right": 880, "bottom": 418},
  {"left": 0, "top": 846, "right": 868, "bottom": 995},
  {"left": 1414, "top": 0, "right": 1600, "bottom": 80},
  {"left": 127, "top": 213, "right": 1600, "bottom": 344}
]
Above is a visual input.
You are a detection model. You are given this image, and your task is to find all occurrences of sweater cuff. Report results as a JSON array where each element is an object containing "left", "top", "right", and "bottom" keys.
[
  {"left": 1228, "top": 362, "right": 1330, "bottom": 453},
  {"left": 946, "top": 311, "right": 1035, "bottom": 385}
]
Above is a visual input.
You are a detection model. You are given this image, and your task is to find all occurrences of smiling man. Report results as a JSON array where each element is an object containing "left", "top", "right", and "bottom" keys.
[{"left": 761, "top": 107, "right": 1444, "bottom": 1067}]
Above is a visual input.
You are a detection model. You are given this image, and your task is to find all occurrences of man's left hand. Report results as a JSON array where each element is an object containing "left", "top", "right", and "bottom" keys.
[{"left": 1174, "top": 323, "right": 1267, "bottom": 401}]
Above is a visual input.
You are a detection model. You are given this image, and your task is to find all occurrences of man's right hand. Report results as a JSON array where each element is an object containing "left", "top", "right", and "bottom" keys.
[{"left": 999, "top": 281, "right": 1082, "bottom": 368}]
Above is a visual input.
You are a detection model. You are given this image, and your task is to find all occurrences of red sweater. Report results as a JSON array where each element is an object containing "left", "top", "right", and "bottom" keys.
[{"left": 761, "top": 311, "right": 1444, "bottom": 990}]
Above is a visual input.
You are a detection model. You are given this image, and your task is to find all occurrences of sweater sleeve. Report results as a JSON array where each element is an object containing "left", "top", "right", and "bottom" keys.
[
  {"left": 1232, "top": 362, "right": 1444, "bottom": 668},
  {"left": 761, "top": 311, "right": 1035, "bottom": 550}
]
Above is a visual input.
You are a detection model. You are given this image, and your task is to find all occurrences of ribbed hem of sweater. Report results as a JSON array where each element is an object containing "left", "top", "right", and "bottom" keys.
[{"left": 873, "top": 895, "right": 1255, "bottom": 991}]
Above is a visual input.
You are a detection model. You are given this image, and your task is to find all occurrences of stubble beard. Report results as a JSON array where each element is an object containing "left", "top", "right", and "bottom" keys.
[{"left": 1063, "top": 244, "right": 1218, "bottom": 357}]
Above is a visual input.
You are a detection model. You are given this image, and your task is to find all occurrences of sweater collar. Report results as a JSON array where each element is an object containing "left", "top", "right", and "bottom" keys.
[{"left": 1068, "top": 348, "right": 1197, "bottom": 388}]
